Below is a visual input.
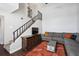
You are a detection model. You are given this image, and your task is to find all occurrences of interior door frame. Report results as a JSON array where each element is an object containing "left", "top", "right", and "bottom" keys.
[{"left": 0, "top": 15, "right": 4, "bottom": 45}]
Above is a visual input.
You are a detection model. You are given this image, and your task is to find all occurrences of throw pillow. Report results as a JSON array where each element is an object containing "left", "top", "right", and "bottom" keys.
[
  {"left": 64, "top": 33, "right": 72, "bottom": 39},
  {"left": 45, "top": 32, "right": 49, "bottom": 37},
  {"left": 71, "top": 34, "right": 77, "bottom": 40}
]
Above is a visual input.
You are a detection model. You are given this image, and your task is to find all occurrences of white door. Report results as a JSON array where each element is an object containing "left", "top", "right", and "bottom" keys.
[{"left": 0, "top": 16, "right": 4, "bottom": 44}]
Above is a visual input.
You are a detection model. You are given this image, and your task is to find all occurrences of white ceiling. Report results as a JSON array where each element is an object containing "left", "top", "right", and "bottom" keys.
[
  {"left": 0, "top": 3, "right": 19, "bottom": 13},
  {"left": 42, "top": 3, "right": 77, "bottom": 8}
]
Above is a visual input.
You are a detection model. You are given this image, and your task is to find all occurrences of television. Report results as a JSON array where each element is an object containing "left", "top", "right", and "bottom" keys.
[{"left": 32, "top": 27, "right": 38, "bottom": 35}]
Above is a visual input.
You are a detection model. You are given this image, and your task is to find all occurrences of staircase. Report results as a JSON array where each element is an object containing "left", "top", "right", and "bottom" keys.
[
  {"left": 5, "top": 11, "right": 42, "bottom": 48},
  {"left": 13, "top": 11, "right": 42, "bottom": 42}
]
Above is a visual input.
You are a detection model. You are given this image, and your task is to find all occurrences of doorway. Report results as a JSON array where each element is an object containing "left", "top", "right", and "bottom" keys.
[{"left": 0, "top": 15, "right": 4, "bottom": 45}]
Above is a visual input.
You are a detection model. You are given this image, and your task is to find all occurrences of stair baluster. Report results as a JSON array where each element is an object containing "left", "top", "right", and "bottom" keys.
[{"left": 13, "top": 11, "right": 42, "bottom": 42}]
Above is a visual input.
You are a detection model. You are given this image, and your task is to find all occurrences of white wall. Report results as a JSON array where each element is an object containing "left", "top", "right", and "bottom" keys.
[
  {"left": 41, "top": 3, "right": 77, "bottom": 33},
  {"left": 77, "top": 4, "right": 79, "bottom": 32},
  {"left": 0, "top": 3, "right": 19, "bottom": 45},
  {"left": 3, "top": 4, "right": 30, "bottom": 44}
]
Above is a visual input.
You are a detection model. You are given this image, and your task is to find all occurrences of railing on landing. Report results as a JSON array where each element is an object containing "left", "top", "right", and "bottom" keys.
[{"left": 13, "top": 11, "right": 42, "bottom": 42}]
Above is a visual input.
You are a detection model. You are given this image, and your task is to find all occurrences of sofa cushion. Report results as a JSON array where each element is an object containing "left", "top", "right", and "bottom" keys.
[
  {"left": 55, "top": 33, "right": 63, "bottom": 38},
  {"left": 64, "top": 39, "right": 79, "bottom": 56},
  {"left": 44, "top": 32, "right": 49, "bottom": 37},
  {"left": 64, "top": 33, "right": 72, "bottom": 39},
  {"left": 51, "top": 37, "right": 64, "bottom": 43},
  {"left": 50, "top": 32, "right": 63, "bottom": 38},
  {"left": 48, "top": 32, "right": 54, "bottom": 37}
]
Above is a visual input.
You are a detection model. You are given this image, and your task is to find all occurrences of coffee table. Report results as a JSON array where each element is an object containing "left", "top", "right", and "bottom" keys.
[{"left": 47, "top": 40, "right": 57, "bottom": 52}]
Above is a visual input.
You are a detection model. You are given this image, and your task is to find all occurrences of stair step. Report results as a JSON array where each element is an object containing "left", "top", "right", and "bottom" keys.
[{"left": 5, "top": 40, "right": 14, "bottom": 46}]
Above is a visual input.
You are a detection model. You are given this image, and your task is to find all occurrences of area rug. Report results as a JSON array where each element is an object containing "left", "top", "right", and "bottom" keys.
[{"left": 22, "top": 41, "right": 65, "bottom": 56}]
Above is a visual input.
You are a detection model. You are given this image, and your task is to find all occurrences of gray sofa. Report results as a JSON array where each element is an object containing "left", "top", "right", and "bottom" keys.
[
  {"left": 41, "top": 32, "right": 79, "bottom": 56},
  {"left": 64, "top": 33, "right": 79, "bottom": 56},
  {"left": 42, "top": 32, "right": 64, "bottom": 43}
]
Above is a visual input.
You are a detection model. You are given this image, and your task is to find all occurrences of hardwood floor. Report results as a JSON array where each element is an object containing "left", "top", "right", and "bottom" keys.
[
  {"left": 0, "top": 44, "right": 24, "bottom": 56},
  {"left": 0, "top": 44, "right": 10, "bottom": 56},
  {"left": 0, "top": 44, "right": 26, "bottom": 56}
]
